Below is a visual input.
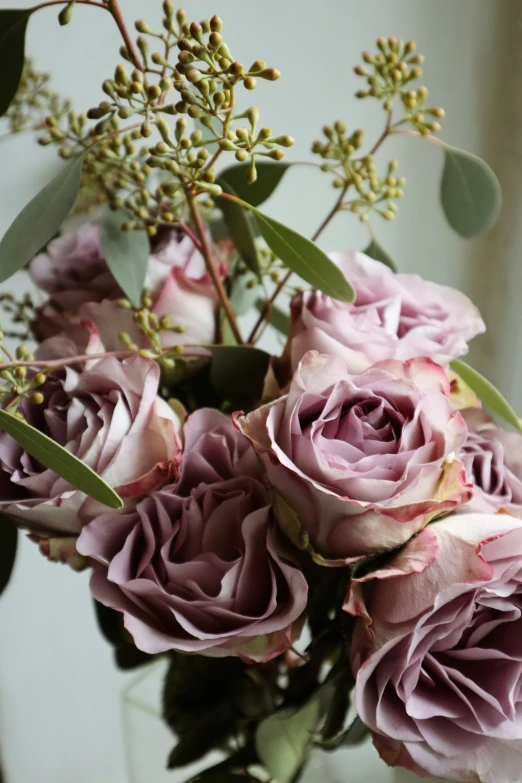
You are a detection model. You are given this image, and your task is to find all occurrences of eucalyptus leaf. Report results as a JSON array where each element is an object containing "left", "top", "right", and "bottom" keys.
[
  {"left": 255, "top": 299, "right": 290, "bottom": 335},
  {"left": 255, "top": 700, "right": 320, "bottom": 783},
  {"left": 219, "top": 162, "right": 292, "bottom": 207},
  {"left": 210, "top": 345, "right": 270, "bottom": 403},
  {"left": 100, "top": 208, "right": 149, "bottom": 307},
  {"left": 0, "top": 9, "right": 34, "bottom": 116},
  {"left": 248, "top": 207, "right": 356, "bottom": 303},
  {"left": 363, "top": 239, "right": 397, "bottom": 271},
  {"left": 0, "top": 515, "right": 17, "bottom": 596},
  {"left": 440, "top": 146, "right": 502, "bottom": 238},
  {"left": 217, "top": 182, "right": 261, "bottom": 277},
  {"left": 0, "top": 153, "right": 86, "bottom": 283},
  {"left": 320, "top": 716, "right": 369, "bottom": 751},
  {"left": 450, "top": 359, "right": 522, "bottom": 433},
  {"left": 0, "top": 410, "right": 123, "bottom": 508}
]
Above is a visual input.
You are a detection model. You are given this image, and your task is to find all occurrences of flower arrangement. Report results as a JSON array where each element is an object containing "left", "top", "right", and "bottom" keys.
[{"left": 0, "top": 3, "right": 517, "bottom": 783}]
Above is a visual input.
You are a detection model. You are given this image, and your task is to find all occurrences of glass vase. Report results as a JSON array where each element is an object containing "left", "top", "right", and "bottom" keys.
[{"left": 121, "top": 661, "right": 401, "bottom": 783}]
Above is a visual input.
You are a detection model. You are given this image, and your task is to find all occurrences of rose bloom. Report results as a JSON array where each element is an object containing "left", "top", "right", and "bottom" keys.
[
  {"left": 283, "top": 251, "right": 485, "bottom": 378},
  {"left": 77, "top": 408, "right": 308, "bottom": 662},
  {"left": 0, "top": 346, "right": 181, "bottom": 535},
  {"left": 346, "top": 512, "right": 522, "bottom": 783},
  {"left": 459, "top": 408, "right": 522, "bottom": 517},
  {"left": 31, "top": 222, "right": 227, "bottom": 348},
  {"left": 237, "top": 351, "right": 471, "bottom": 561}
]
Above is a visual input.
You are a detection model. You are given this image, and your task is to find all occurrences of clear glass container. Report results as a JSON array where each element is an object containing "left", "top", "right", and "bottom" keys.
[{"left": 121, "top": 661, "right": 396, "bottom": 783}]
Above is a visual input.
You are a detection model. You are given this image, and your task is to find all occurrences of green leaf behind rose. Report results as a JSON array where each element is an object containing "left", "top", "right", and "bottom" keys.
[
  {"left": 450, "top": 359, "right": 522, "bottom": 433},
  {"left": 219, "top": 161, "right": 293, "bottom": 207},
  {"left": 0, "top": 410, "right": 123, "bottom": 508},
  {"left": 245, "top": 207, "right": 356, "bottom": 303},
  {"left": 100, "top": 207, "right": 149, "bottom": 308},
  {"left": 0, "top": 153, "right": 86, "bottom": 282},
  {"left": 255, "top": 699, "right": 321, "bottom": 783}
]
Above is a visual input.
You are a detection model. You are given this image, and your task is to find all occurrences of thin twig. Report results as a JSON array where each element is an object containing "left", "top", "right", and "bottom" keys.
[
  {"left": 187, "top": 194, "right": 244, "bottom": 344},
  {"left": 34, "top": 0, "right": 107, "bottom": 11},
  {"left": 179, "top": 222, "right": 204, "bottom": 253},
  {"left": 106, "top": 0, "right": 144, "bottom": 72}
]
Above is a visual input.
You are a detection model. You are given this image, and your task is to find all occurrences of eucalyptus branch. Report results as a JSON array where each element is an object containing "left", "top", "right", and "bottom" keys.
[
  {"left": 0, "top": 350, "right": 137, "bottom": 372},
  {"left": 34, "top": 0, "right": 107, "bottom": 10},
  {"left": 186, "top": 193, "right": 244, "bottom": 345},
  {"left": 246, "top": 184, "right": 349, "bottom": 345},
  {"left": 106, "top": 0, "right": 144, "bottom": 72}
]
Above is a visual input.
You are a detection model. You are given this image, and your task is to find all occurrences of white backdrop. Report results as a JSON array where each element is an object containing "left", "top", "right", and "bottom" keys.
[{"left": 0, "top": 1, "right": 519, "bottom": 782}]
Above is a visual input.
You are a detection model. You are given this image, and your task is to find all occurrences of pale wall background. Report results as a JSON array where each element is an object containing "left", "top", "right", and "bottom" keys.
[{"left": 0, "top": 1, "right": 520, "bottom": 782}]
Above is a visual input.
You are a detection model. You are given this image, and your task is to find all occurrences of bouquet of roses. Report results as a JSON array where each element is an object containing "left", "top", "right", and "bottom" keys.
[{"left": 0, "top": 3, "right": 518, "bottom": 782}]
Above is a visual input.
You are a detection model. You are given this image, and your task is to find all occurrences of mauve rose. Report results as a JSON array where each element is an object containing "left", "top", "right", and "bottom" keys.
[
  {"left": 237, "top": 351, "right": 471, "bottom": 561},
  {"left": 346, "top": 512, "right": 522, "bottom": 783},
  {"left": 30, "top": 222, "right": 121, "bottom": 310},
  {"left": 284, "top": 251, "right": 485, "bottom": 377},
  {"left": 31, "top": 223, "right": 227, "bottom": 348},
  {"left": 459, "top": 408, "right": 522, "bottom": 517},
  {"left": 77, "top": 408, "right": 308, "bottom": 661},
  {"left": 0, "top": 351, "right": 181, "bottom": 535}
]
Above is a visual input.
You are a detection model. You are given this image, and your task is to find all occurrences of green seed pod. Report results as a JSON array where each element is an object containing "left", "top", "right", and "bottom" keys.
[
  {"left": 135, "top": 19, "right": 152, "bottom": 33},
  {"left": 244, "top": 76, "right": 257, "bottom": 91},
  {"left": 58, "top": 1, "right": 74, "bottom": 26},
  {"left": 115, "top": 64, "right": 129, "bottom": 85},
  {"left": 259, "top": 68, "right": 281, "bottom": 81}
]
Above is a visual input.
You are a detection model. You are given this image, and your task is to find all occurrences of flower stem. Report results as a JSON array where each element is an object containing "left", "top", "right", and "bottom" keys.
[
  {"left": 186, "top": 193, "right": 243, "bottom": 345},
  {"left": 105, "top": 0, "right": 144, "bottom": 72}
]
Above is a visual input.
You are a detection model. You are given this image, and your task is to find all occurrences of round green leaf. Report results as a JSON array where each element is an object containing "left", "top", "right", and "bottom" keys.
[
  {"left": 219, "top": 162, "right": 292, "bottom": 207},
  {"left": 209, "top": 345, "right": 270, "bottom": 403},
  {"left": 0, "top": 153, "right": 86, "bottom": 283},
  {"left": 249, "top": 207, "right": 356, "bottom": 303},
  {"left": 440, "top": 146, "right": 502, "bottom": 238},
  {"left": 0, "top": 515, "right": 17, "bottom": 597},
  {"left": 450, "top": 359, "right": 522, "bottom": 433},
  {"left": 363, "top": 239, "right": 397, "bottom": 271},
  {"left": 100, "top": 207, "right": 149, "bottom": 307},
  {"left": 0, "top": 410, "right": 123, "bottom": 509},
  {"left": 255, "top": 700, "right": 320, "bottom": 783},
  {"left": 0, "top": 9, "right": 34, "bottom": 116}
]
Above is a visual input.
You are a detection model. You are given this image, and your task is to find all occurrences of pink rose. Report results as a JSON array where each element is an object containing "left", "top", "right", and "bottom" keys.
[
  {"left": 77, "top": 408, "right": 308, "bottom": 662},
  {"left": 346, "top": 512, "right": 522, "bottom": 783},
  {"left": 284, "top": 251, "right": 485, "bottom": 378},
  {"left": 237, "top": 351, "right": 471, "bottom": 561},
  {"left": 459, "top": 408, "right": 522, "bottom": 517},
  {"left": 31, "top": 223, "right": 227, "bottom": 349},
  {"left": 0, "top": 349, "right": 181, "bottom": 535},
  {"left": 30, "top": 222, "right": 121, "bottom": 310}
]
